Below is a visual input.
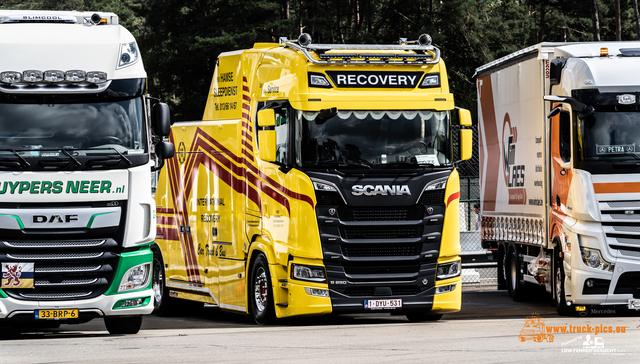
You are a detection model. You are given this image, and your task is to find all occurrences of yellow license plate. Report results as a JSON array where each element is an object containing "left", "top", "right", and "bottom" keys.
[{"left": 35, "top": 309, "right": 79, "bottom": 320}]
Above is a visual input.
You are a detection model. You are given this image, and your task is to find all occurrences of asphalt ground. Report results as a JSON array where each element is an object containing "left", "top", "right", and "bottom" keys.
[{"left": 1, "top": 290, "right": 639, "bottom": 363}]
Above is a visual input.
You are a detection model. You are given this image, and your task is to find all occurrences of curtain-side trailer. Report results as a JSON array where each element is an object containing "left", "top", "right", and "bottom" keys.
[{"left": 476, "top": 42, "right": 640, "bottom": 315}]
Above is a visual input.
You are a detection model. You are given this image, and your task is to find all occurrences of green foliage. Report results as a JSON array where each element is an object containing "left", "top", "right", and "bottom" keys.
[{"left": 3, "top": 0, "right": 640, "bottom": 119}]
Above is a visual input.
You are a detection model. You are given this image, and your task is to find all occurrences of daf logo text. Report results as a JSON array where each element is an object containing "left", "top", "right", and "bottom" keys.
[{"left": 33, "top": 214, "right": 79, "bottom": 223}]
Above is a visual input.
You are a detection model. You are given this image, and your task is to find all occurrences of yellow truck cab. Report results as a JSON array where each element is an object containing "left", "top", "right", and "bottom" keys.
[{"left": 152, "top": 34, "right": 473, "bottom": 323}]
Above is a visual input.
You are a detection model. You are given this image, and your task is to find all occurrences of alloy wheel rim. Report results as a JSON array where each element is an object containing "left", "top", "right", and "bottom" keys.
[
  {"left": 254, "top": 268, "right": 268, "bottom": 312},
  {"left": 153, "top": 261, "right": 163, "bottom": 305},
  {"left": 556, "top": 265, "right": 562, "bottom": 303}
]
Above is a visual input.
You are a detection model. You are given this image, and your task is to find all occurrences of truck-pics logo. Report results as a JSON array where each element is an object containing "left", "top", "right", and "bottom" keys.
[
  {"left": 352, "top": 185, "right": 411, "bottom": 196},
  {"left": 502, "top": 113, "right": 526, "bottom": 204},
  {"left": 519, "top": 313, "right": 554, "bottom": 343}
]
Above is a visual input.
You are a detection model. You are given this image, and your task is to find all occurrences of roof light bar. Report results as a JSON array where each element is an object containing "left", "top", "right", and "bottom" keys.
[
  {"left": 0, "top": 70, "right": 107, "bottom": 84},
  {"left": 44, "top": 70, "right": 65, "bottom": 82},
  {"left": 65, "top": 70, "right": 86, "bottom": 82},
  {"left": 23, "top": 70, "right": 43, "bottom": 82},
  {"left": 0, "top": 71, "right": 21, "bottom": 83},
  {"left": 281, "top": 34, "right": 441, "bottom": 65}
]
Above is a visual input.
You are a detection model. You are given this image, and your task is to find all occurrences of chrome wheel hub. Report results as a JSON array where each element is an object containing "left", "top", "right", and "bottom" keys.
[{"left": 254, "top": 268, "right": 268, "bottom": 312}]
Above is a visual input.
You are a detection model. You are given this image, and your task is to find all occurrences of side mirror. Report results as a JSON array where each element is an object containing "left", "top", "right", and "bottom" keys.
[
  {"left": 153, "top": 102, "right": 172, "bottom": 136},
  {"left": 157, "top": 140, "right": 175, "bottom": 159},
  {"left": 257, "top": 109, "right": 277, "bottom": 162},
  {"left": 460, "top": 129, "right": 473, "bottom": 161},
  {"left": 458, "top": 108, "right": 472, "bottom": 126},
  {"left": 259, "top": 130, "right": 276, "bottom": 162},
  {"left": 258, "top": 109, "right": 276, "bottom": 127}
]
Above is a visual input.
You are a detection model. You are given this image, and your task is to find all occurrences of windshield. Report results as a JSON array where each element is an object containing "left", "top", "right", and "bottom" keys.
[
  {"left": 295, "top": 110, "right": 451, "bottom": 168},
  {"left": 578, "top": 111, "right": 640, "bottom": 161},
  {"left": 0, "top": 98, "right": 146, "bottom": 157}
]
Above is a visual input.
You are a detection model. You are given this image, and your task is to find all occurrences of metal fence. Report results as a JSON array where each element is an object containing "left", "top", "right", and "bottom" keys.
[{"left": 453, "top": 124, "right": 497, "bottom": 290}]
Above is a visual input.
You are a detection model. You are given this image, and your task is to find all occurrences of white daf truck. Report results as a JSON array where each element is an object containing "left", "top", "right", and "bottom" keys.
[
  {"left": 0, "top": 10, "right": 174, "bottom": 334},
  {"left": 476, "top": 42, "right": 640, "bottom": 316}
]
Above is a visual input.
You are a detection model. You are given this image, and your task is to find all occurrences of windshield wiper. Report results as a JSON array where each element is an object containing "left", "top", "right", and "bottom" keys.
[
  {"left": 61, "top": 149, "right": 82, "bottom": 167},
  {"left": 317, "top": 159, "right": 373, "bottom": 169},
  {"left": 377, "top": 161, "right": 436, "bottom": 168},
  {"left": 106, "top": 147, "right": 133, "bottom": 166},
  {"left": 605, "top": 152, "right": 640, "bottom": 160},
  {"left": 0, "top": 149, "right": 31, "bottom": 168},
  {"left": 68, "top": 147, "right": 133, "bottom": 167}
]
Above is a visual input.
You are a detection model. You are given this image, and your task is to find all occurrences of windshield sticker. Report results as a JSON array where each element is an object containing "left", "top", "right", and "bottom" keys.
[
  {"left": 415, "top": 154, "right": 440, "bottom": 166},
  {"left": 596, "top": 144, "right": 636, "bottom": 154}
]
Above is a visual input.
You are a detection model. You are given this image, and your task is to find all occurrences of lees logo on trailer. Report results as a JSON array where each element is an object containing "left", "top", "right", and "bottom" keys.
[{"left": 502, "top": 113, "right": 526, "bottom": 205}]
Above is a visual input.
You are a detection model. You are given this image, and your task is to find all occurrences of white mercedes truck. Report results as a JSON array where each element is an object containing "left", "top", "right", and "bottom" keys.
[
  {"left": 0, "top": 10, "right": 174, "bottom": 334},
  {"left": 476, "top": 42, "right": 640, "bottom": 316}
]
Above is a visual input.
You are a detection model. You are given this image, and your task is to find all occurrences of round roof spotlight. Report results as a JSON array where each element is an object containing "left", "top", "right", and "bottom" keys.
[
  {"left": 418, "top": 34, "right": 432, "bottom": 46},
  {"left": 298, "top": 33, "right": 312, "bottom": 47},
  {"left": 90, "top": 13, "right": 102, "bottom": 24}
]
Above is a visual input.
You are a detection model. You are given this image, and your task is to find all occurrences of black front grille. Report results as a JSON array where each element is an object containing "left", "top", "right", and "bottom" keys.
[
  {"left": 344, "top": 264, "right": 420, "bottom": 275},
  {"left": 342, "top": 243, "right": 421, "bottom": 257},
  {"left": 341, "top": 226, "right": 423, "bottom": 239},
  {"left": 614, "top": 272, "right": 640, "bottom": 295},
  {"left": 338, "top": 205, "right": 424, "bottom": 221},
  {"left": 418, "top": 189, "right": 445, "bottom": 205},
  {"left": 344, "top": 286, "right": 421, "bottom": 296},
  {"left": 1, "top": 239, "right": 119, "bottom": 301}
]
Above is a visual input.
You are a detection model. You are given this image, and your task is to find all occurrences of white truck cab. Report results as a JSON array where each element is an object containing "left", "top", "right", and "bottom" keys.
[{"left": 0, "top": 10, "right": 174, "bottom": 334}]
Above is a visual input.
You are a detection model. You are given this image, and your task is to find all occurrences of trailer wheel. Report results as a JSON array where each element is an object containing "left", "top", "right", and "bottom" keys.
[
  {"left": 554, "top": 248, "right": 572, "bottom": 316},
  {"left": 249, "top": 254, "right": 275, "bottom": 325},
  {"left": 405, "top": 313, "right": 443, "bottom": 322},
  {"left": 104, "top": 316, "right": 142, "bottom": 335},
  {"left": 507, "top": 245, "right": 525, "bottom": 301}
]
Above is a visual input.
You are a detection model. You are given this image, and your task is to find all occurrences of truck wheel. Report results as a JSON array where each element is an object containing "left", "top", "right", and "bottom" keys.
[
  {"left": 249, "top": 254, "right": 275, "bottom": 325},
  {"left": 104, "top": 316, "right": 143, "bottom": 335},
  {"left": 507, "top": 245, "right": 525, "bottom": 301},
  {"left": 554, "top": 248, "right": 572, "bottom": 316},
  {"left": 497, "top": 244, "right": 507, "bottom": 290},
  {"left": 406, "top": 313, "right": 443, "bottom": 322},
  {"left": 152, "top": 250, "right": 179, "bottom": 317}
]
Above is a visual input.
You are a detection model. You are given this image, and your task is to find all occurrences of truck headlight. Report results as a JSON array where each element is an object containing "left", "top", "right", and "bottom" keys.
[
  {"left": 425, "top": 177, "right": 447, "bottom": 190},
  {"left": 580, "top": 247, "right": 613, "bottom": 271},
  {"left": 312, "top": 180, "right": 337, "bottom": 192},
  {"left": 291, "top": 264, "right": 326, "bottom": 283},
  {"left": 117, "top": 41, "right": 140, "bottom": 69},
  {"left": 436, "top": 261, "right": 461, "bottom": 280},
  {"left": 118, "top": 263, "right": 151, "bottom": 292}
]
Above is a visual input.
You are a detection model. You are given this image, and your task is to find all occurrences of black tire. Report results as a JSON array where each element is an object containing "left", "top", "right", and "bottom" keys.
[
  {"left": 406, "top": 313, "right": 443, "bottom": 322},
  {"left": 152, "top": 249, "right": 204, "bottom": 317},
  {"left": 249, "top": 254, "right": 275, "bottom": 325},
  {"left": 554, "top": 248, "right": 572, "bottom": 316},
  {"left": 497, "top": 244, "right": 507, "bottom": 290},
  {"left": 104, "top": 316, "right": 143, "bottom": 335},
  {"left": 152, "top": 249, "right": 175, "bottom": 317},
  {"left": 507, "top": 245, "right": 526, "bottom": 301}
]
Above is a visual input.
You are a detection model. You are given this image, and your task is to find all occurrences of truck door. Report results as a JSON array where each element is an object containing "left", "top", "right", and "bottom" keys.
[{"left": 550, "top": 106, "right": 572, "bottom": 240}]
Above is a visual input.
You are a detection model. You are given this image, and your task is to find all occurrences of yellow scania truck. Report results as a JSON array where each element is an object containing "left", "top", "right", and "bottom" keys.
[{"left": 152, "top": 34, "right": 472, "bottom": 323}]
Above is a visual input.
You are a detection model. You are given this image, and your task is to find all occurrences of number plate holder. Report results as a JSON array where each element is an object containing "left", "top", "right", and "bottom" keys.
[
  {"left": 364, "top": 299, "right": 402, "bottom": 310},
  {"left": 35, "top": 309, "right": 79, "bottom": 320}
]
